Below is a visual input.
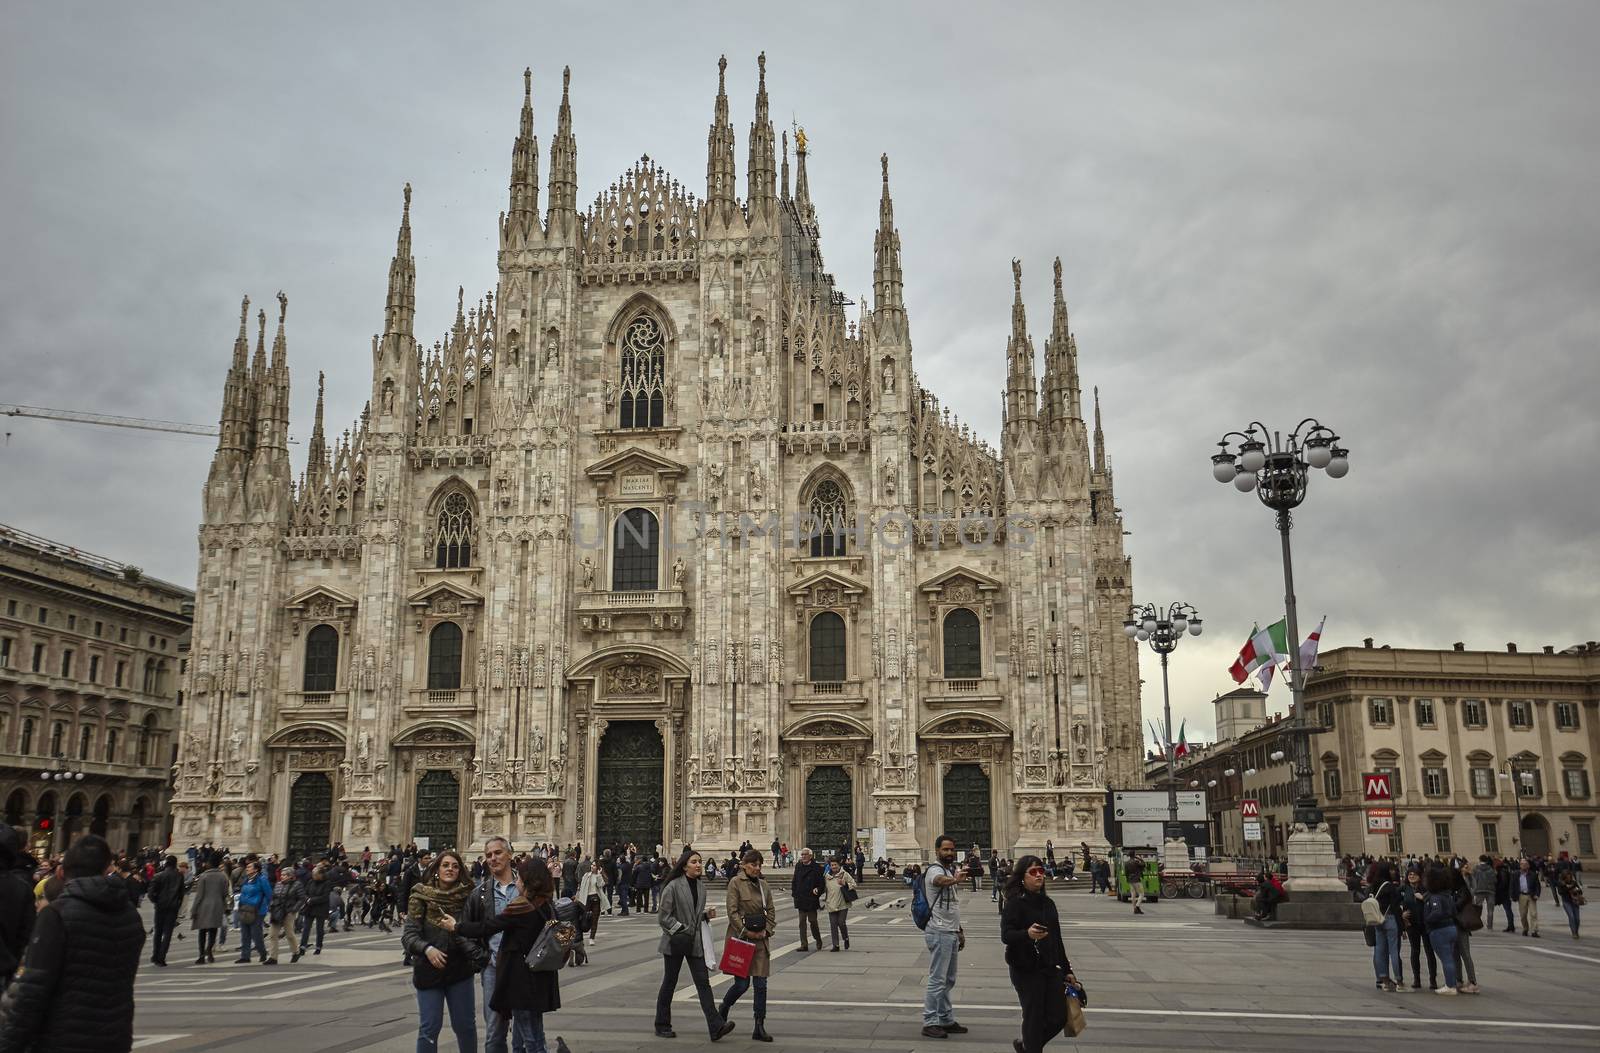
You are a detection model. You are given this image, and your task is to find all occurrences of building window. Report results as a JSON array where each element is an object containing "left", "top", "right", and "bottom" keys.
[
  {"left": 1462, "top": 698, "right": 1487, "bottom": 728},
  {"left": 60, "top": 649, "right": 73, "bottom": 678},
  {"left": 1318, "top": 701, "right": 1334, "bottom": 729},
  {"left": 4, "top": 599, "right": 13, "bottom": 616},
  {"left": 77, "top": 725, "right": 92, "bottom": 761},
  {"left": 942, "top": 608, "right": 982, "bottom": 678},
  {"left": 94, "top": 620, "right": 102, "bottom": 636},
  {"left": 1433, "top": 821, "right": 1451, "bottom": 855},
  {"left": 105, "top": 728, "right": 118, "bottom": 764},
  {"left": 427, "top": 622, "right": 463, "bottom": 690},
  {"left": 1555, "top": 702, "right": 1579, "bottom": 730},
  {"left": 1423, "top": 767, "right": 1448, "bottom": 797},
  {"left": 1368, "top": 697, "right": 1393, "bottom": 725},
  {"left": 611, "top": 509, "right": 660, "bottom": 592},
  {"left": 1579, "top": 823, "right": 1595, "bottom": 857},
  {"left": 67, "top": 614, "right": 76, "bottom": 630},
  {"left": 1564, "top": 768, "right": 1591, "bottom": 799},
  {"left": 807, "top": 480, "right": 849, "bottom": 558},
  {"left": 1323, "top": 769, "right": 1341, "bottom": 798},
  {"left": 0, "top": 637, "right": 10, "bottom": 668},
  {"left": 136, "top": 713, "right": 156, "bottom": 766},
  {"left": 31, "top": 643, "right": 44, "bottom": 673},
  {"left": 808, "top": 611, "right": 847, "bottom": 683},
  {"left": 119, "top": 627, "right": 127, "bottom": 642},
  {"left": 1415, "top": 698, "right": 1435, "bottom": 727},
  {"left": 114, "top": 660, "right": 125, "bottom": 688},
  {"left": 303, "top": 625, "right": 339, "bottom": 693},
  {"left": 1481, "top": 822, "right": 1498, "bottom": 855},
  {"left": 1387, "top": 830, "right": 1403, "bottom": 854},
  {"left": 37, "top": 607, "right": 48, "bottom": 625},
  {"left": 1515, "top": 766, "right": 1542, "bottom": 797},
  {"left": 1508, "top": 700, "right": 1533, "bottom": 729},
  {"left": 618, "top": 314, "right": 666, "bottom": 429},
  {"left": 142, "top": 659, "right": 158, "bottom": 694},
  {"left": 88, "top": 655, "right": 100, "bottom": 682},
  {"left": 49, "top": 721, "right": 64, "bottom": 757},
  {"left": 1470, "top": 767, "right": 1494, "bottom": 798},
  {"left": 1376, "top": 765, "right": 1402, "bottom": 797},
  {"left": 434, "top": 492, "right": 475, "bottom": 569},
  {"left": 19, "top": 718, "right": 34, "bottom": 755}
]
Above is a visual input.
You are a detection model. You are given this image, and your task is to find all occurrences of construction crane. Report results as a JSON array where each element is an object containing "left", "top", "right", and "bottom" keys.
[{"left": 1, "top": 404, "right": 298, "bottom": 443}]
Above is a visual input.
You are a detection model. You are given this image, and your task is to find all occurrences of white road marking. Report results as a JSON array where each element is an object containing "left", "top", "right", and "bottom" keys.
[
  {"left": 133, "top": 1036, "right": 190, "bottom": 1049},
  {"left": 1511, "top": 943, "right": 1600, "bottom": 965},
  {"left": 137, "top": 967, "right": 409, "bottom": 1002},
  {"left": 677, "top": 941, "right": 803, "bottom": 999}
]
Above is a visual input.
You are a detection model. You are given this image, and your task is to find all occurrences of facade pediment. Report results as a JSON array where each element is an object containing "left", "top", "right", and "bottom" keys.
[
  {"left": 393, "top": 719, "right": 475, "bottom": 746},
  {"left": 781, "top": 714, "right": 872, "bottom": 740},
  {"left": 585, "top": 447, "right": 687, "bottom": 485},
  {"left": 786, "top": 569, "right": 867, "bottom": 600},
  {"left": 265, "top": 721, "right": 347, "bottom": 747},
  {"left": 919, "top": 712, "right": 1012, "bottom": 738},
  {"left": 405, "top": 581, "right": 484, "bottom": 615},
  {"left": 919, "top": 566, "right": 1003, "bottom": 597},
  {"left": 285, "top": 585, "right": 360, "bottom": 613}
]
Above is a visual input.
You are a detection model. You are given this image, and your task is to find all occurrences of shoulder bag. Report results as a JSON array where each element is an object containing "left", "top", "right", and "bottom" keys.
[{"left": 524, "top": 903, "right": 579, "bottom": 972}]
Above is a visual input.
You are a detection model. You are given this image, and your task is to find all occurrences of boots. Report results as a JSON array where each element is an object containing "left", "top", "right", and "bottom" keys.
[{"left": 752, "top": 1020, "right": 773, "bottom": 1043}]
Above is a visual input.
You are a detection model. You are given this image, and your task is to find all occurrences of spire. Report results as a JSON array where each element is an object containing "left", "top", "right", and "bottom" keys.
[
  {"left": 232, "top": 295, "right": 250, "bottom": 369},
  {"left": 270, "top": 291, "right": 288, "bottom": 372},
  {"left": 793, "top": 123, "right": 814, "bottom": 227},
  {"left": 1005, "top": 259, "right": 1037, "bottom": 423},
  {"left": 306, "top": 370, "right": 329, "bottom": 481},
  {"left": 872, "top": 153, "right": 903, "bottom": 312},
  {"left": 385, "top": 184, "right": 416, "bottom": 341},
  {"left": 1043, "top": 255, "right": 1083, "bottom": 424},
  {"left": 251, "top": 306, "right": 267, "bottom": 376},
  {"left": 1093, "top": 386, "right": 1106, "bottom": 469},
  {"left": 507, "top": 67, "right": 540, "bottom": 227},
  {"left": 216, "top": 295, "right": 253, "bottom": 455},
  {"left": 746, "top": 52, "right": 776, "bottom": 214},
  {"left": 548, "top": 66, "right": 577, "bottom": 217},
  {"left": 780, "top": 129, "right": 790, "bottom": 200},
  {"left": 454, "top": 285, "right": 466, "bottom": 338},
  {"left": 706, "top": 55, "right": 737, "bottom": 215}
]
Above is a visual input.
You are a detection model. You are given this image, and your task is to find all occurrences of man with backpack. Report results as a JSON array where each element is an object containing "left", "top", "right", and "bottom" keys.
[
  {"left": 1126, "top": 853, "right": 1147, "bottom": 915},
  {"left": 917, "top": 834, "right": 972, "bottom": 1040}
]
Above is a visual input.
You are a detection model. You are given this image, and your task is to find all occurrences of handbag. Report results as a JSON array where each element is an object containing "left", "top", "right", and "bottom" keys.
[
  {"left": 524, "top": 904, "right": 579, "bottom": 972},
  {"left": 719, "top": 936, "right": 756, "bottom": 978},
  {"left": 1457, "top": 899, "right": 1484, "bottom": 932},
  {"left": 1063, "top": 980, "right": 1088, "bottom": 1037},
  {"left": 667, "top": 924, "right": 695, "bottom": 955},
  {"left": 842, "top": 882, "right": 859, "bottom": 904},
  {"left": 236, "top": 903, "right": 259, "bottom": 926}
]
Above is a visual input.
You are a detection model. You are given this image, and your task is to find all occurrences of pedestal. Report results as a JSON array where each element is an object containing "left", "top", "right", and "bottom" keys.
[
  {"left": 1161, "top": 837, "right": 1191, "bottom": 875},
  {"left": 1283, "top": 822, "right": 1347, "bottom": 894}
]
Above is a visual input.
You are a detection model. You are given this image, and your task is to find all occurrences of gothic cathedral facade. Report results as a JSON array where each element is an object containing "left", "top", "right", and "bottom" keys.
[{"left": 170, "top": 58, "right": 1141, "bottom": 860}]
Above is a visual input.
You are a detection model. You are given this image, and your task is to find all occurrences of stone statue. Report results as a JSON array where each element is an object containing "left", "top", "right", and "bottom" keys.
[
  {"left": 603, "top": 378, "right": 616, "bottom": 410},
  {"left": 883, "top": 458, "right": 897, "bottom": 496},
  {"left": 544, "top": 335, "right": 559, "bottom": 368},
  {"left": 488, "top": 726, "right": 504, "bottom": 763},
  {"left": 531, "top": 725, "right": 545, "bottom": 759},
  {"left": 580, "top": 557, "right": 595, "bottom": 590},
  {"left": 357, "top": 730, "right": 371, "bottom": 768},
  {"left": 672, "top": 557, "right": 686, "bottom": 589},
  {"left": 704, "top": 728, "right": 719, "bottom": 766},
  {"left": 748, "top": 463, "right": 764, "bottom": 502},
  {"left": 749, "top": 725, "right": 763, "bottom": 758},
  {"left": 227, "top": 729, "right": 243, "bottom": 763},
  {"left": 882, "top": 362, "right": 895, "bottom": 393}
]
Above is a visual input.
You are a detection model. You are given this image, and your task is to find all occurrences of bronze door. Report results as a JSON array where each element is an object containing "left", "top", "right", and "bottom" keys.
[
  {"left": 287, "top": 772, "right": 333, "bottom": 860},
  {"left": 413, "top": 770, "right": 461, "bottom": 851},
  {"left": 804, "top": 765, "right": 853, "bottom": 856},
  {"left": 943, "top": 763, "right": 992, "bottom": 852},
  {"left": 595, "top": 721, "right": 664, "bottom": 853}
]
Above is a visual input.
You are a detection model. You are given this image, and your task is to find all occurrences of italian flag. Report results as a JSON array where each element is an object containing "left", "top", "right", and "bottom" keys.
[
  {"left": 1173, "top": 719, "right": 1190, "bottom": 758},
  {"left": 1229, "top": 620, "right": 1288, "bottom": 684}
]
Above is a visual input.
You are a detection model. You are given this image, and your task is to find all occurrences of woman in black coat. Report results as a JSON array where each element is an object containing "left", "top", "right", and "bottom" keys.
[
  {"left": 1001, "top": 854, "right": 1077, "bottom": 1053},
  {"left": 442, "top": 856, "right": 561, "bottom": 1052}
]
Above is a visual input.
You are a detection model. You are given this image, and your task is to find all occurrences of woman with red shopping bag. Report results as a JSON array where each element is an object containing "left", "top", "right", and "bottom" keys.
[{"left": 718, "top": 849, "right": 778, "bottom": 1042}]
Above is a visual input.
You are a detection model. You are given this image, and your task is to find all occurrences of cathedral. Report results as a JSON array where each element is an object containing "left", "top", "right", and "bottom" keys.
[{"left": 169, "top": 56, "right": 1141, "bottom": 861}]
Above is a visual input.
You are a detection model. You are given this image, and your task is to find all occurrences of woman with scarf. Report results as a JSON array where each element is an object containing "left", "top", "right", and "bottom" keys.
[
  {"left": 719, "top": 849, "right": 778, "bottom": 1042},
  {"left": 440, "top": 856, "right": 561, "bottom": 1053},
  {"left": 1002, "top": 854, "right": 1076, "bottom": 1053},
  {"left": 403, "top": 849, "right": 487, "bottom": 1053},
  {"left": 654, "top": 846, "right": 735, "bottom": 1041}
]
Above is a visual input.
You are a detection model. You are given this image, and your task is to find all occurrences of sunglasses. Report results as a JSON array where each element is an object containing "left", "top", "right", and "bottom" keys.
[{"left": 1026, "top": 866, "right": 1046, "bottom": 876}]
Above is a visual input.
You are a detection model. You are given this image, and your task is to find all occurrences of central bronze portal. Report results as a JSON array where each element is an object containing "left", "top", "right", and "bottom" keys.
[
  {"left": 595, "top": 720, "right": 664, "bottom": 852},
  {"left": 414, "top": 769, "right": 461, "bottom": 851},
  {"left": 805, "top": 765, "right": 853, "bottom": 856},
  {"left": 287, "top": 771, "right": 333, "bottom": 860},
  {"left": 942, "top": 763, "right": 992, "bottom": 852}
]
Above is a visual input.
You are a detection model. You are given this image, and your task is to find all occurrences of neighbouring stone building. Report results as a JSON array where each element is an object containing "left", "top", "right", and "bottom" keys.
[
  {"left": 170, "top": 57, "right": 1141, "bottom": 860},
  {"left": 0, "top": 523, "right": 192, "bottom": 858}
]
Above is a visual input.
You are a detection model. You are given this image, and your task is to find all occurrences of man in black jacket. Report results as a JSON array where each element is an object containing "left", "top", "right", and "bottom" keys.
[
  {"left": 0, "top": 834, "right": 144, "bottom": 1052},
  {"left": 147, "top": 855, "right": 186, "bottom": 966},
  {"left": 792, "top": 848, "right": 825, "bottom": 951},
  {"left": 618, "top": 854, "right": 634, "bottom": 916},
  {"left": 0, "top": 828, "right": 34, "bottom": 993}
]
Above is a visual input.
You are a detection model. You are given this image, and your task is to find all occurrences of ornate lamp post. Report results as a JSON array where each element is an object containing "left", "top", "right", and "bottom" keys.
[
  {"left": 1124, "top": 602, "right": 1202, "bottom": 841},
  {"left": 1212, "top": 419, "right": 1347, "bottom": 888},
  {"left": 1497, "top": 761, "right": 1535, "bottom": 857},
  {"left": 38, "top": 752, "right": 87, "bottom": 783}
]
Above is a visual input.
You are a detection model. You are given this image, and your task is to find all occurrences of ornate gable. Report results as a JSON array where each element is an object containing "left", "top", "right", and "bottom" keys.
[
  {"left": 585, "top": 447, "right": 688, "bottom": 501},
  {"left": 787, "top": 569, "right": 867, "bottom": 620},
  {"left": 405, "top": 580, "right": 484, "bottom": 617}
]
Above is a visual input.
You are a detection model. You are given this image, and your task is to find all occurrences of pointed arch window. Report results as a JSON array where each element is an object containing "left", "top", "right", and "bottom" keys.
[
  {"left": 809, "top": 611, "right": 847, "bottom": 683},
  {"left": 303, "top": 625, "right": 339, "bottom": 693},
  {"left": 427, "top": 622, "right": 464, "bottom": 690},
  {"left": 942, "top": 608, "right": 982, "bottom": 678},
  {"left": 435, "top": 492, "right": 475, "bottom": 569},
  {"left": 612, "top": 508, "right": 660, "bottom": 592},
  {"left": 619, "top": 314, "right": 666, "bottom": 429},
  {"left": 808, "top": 479, "right": 849, "bottom": 557}
]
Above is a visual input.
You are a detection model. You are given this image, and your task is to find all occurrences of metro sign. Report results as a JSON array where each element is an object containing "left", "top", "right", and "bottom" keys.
[
  {"left": 1240, "top": 798, "right": 1261, "bottom": 819},
  {"left": 1362, "top": 772, "right": 1394, "bottom": 802}
]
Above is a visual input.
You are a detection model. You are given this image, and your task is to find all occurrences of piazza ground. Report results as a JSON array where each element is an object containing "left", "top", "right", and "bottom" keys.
[{"left": 129, "top": 880, "right": 1600, "bottom": 1051}]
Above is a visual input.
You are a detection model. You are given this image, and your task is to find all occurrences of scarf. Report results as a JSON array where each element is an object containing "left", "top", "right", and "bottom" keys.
[{"left": 408, "top": 880, "right": 471, "bottom": 929}]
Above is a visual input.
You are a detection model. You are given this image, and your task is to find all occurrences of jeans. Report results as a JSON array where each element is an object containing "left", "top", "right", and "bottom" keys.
[
  {"left": 300, "top": 910, "right": 327, "bottom": 950},
  {"left": 1563, "top": 897, "right": 1581, "bottom": 936},
  {"left": 1455, "top": 926, "right": 1477, "bottom": 984},
  {"left": 828, "top": 909, "right": 850, "bottom": 948},
  {"left": 416, "top": 976, "right": 477, "bottom": 1053},
  {"left": 1520, "top": 894, "right": 1540, "bottom": 934},
  {"left": 1429, "top": 925, "right": 1460, "bottom": 987},
  {"left": 482, "top": 963, "right": 529, "bottom": 1053},
  {"left": 655, "top": 952, "right": 722, "bottom": 1034},
  {"left": 237, "top": 918, "right": 267, "bottom": 961},
  {"left": 923, "top": 929, "right": 959, "bottom": 1027},
  {"left": 720, "top": 974, "right": 767, "bottom": 1020},
  {"left": 487, "top": 1009, "right": 542, "bottom": 1053},
  {"left": 1371, "top": 916, "right": 1401, "bottom": 981},
  {"left": 152, "top": 907, "right": 180, "bottom": 963},
  {"left": 1500, "top": 898, "right": 1515, "bottom": 928}
]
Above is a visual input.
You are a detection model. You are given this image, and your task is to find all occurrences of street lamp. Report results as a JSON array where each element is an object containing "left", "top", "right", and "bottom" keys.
[
  {"left": 1497, "top": 762, "right": 1536, "bottom": 856},
  {"left": 1124, "top": 601, "right": 1202, "bottom": 842},
  {"left": 38, "top": 753, "right": 86, "bottom": 782},
  {"left": 1213, "top": 419, "right": 1347, "bottom": 882}
]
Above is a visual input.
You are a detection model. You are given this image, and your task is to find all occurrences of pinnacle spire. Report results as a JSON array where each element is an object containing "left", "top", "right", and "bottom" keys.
[
  {"left": 216, "top": 295, "right": 254, "bottom": 455},
  {"left": 307, "top": 370, "right": 328, "bottom": 480},
  {"left": 746, "top": 52, "right": 776, "bottom": 213},
  {"left": 706, "top": 54, "right": 737, "bottom": 213},
  {"left": 872, "top": 153, "right": 904, "bottom": 311},
  {"left": 1093, "top": 385, "right": 1106, "bottom": 469},
  {"left": 1044, "top": 255, "right": 1083, "bottom": 423},
  {"left": 780, "top": 129, "right": 790, "bottom": 199},
  {"left": 507, "top": 67, "right": 540, "bottom": 225},
  {"left": 548, "top": 66, "right": 577, "bottom": 216},
  {"left": 271, "top": 291, "right": 288, "bottom": 370},
  {"left": 233, "top": 295, "right": 250, "bottom": 368},
  {"left": 386, "top": 184, "right": 416, "bottom": 340},
  {"left": 1005, "top": 259, "right": 1037, "bottom": 423},
  {"left": 793, "top": 123, "right": 814, "bottom": 227},
  {"left": 251, "top": 307, "right": 267, "bottom": 375}
]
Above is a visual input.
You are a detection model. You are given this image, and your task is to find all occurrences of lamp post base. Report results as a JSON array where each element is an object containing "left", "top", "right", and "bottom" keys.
[
  {"left": 1162, "top": 837, "right": 1191, "bottom": 876},
  {"left": 1283, "top": 822, "right": 1347, "bottom": 894}
]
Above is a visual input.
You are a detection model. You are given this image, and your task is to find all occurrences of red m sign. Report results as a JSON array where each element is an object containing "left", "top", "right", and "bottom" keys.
[
  {"left": 1363, "top": 772, "right": 1393, "bottom": 802},
  {"left": 1240, "top": 798, "right": 1260, "bottom": 818}
]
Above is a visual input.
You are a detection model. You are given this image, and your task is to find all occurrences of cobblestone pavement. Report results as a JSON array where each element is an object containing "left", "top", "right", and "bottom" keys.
[{"left": 130, "top": 882, "right": 1600, "bottom": 1051}]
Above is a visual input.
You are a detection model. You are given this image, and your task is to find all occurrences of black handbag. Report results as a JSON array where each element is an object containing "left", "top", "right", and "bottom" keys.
[
  {"left": 667, "top": 926, "right": 696, "bottom": 955},
  {"left": 743, "top": 912, "right": 769, "bottom": 933},
  {"left": 524, "top": 904, "right": 579, "bottom": 972}
]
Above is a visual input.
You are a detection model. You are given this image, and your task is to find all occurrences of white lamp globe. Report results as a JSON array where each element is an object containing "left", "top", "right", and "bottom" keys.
[
  {"left": 1135, "top": 628, "right": 1150, "bottom": 642},
  {"left": 1233, "top": 470, "right": 1258, "bottom": 493},
  {"left": 1172, "top": 617, "right": 1188, "bottom": 635},
  {"left": 1326, "top": 449, "right": 1350, "bottom": 479},
  {"left": 1306, "top": 439, "right": 1333, "bottom": 469},
  {"left": 1212, "top": 454, "right": 1237, "bottom": 483},
  {"left": 1188, "top": 619, "right": 1204, "bottom": 637},
  {"left": 1142, "top": 616, "right": 1158, "bottom": 634},
  {"left": 1239, "top": 441, "right": 1267, "bottom": 473},
  {"left": 1224, "top": 768, "right": 1237, "bottom": 777}
]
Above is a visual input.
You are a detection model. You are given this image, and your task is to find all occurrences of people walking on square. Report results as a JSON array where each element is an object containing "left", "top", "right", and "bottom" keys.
[
  {"left": 301, "top": 862, "right": 332, "bottom": 955},
  {"left": 232, "top": 858, "right": 271, "bottom": 963},
  {"left": 0, "top": 835, "right": 144, "bottom": 1053},
  {"left": 190, "top": 858, "right": 231, "bottom": 964},
  {"left": 1423, "top": 866, "right": 1462, "bottom": 994},
  {"left": 632, "top": 853, "right": 655, "bottom": 913},
  {"left": 0, "top": 827, "right": 34, "bottom": 993},
  {"left": 1398, "top": 866, "right": 1437, "bottom": 989},
  {"left": 405, "top": 849, "right": 487, "bottom": 1053},
  {"left": 1126, "top": 853, "right": 1146, "bottom": 915},
  {"left": 1368, "top": 862, "right": 1403, "bottom": 992},
  {"left": 268, "top": 862, "right": 307, "bottom": 964},
  {"left": 147, "top": 854, "right": 186, "bottom": 967},
  {"left": 578, "top": 861, "right": 604, "bottom": 946},
  {"left": 718, "top": 849, "right": 777, "bottom": 1042},
  {"left": 1470, "top": 855, "right": 1496, "bottom": 923},
  {"left": 1450, "top": 862, "right": 1481, "bottom": 992},
  {"left": 460, "top": 837, "right": 524, "bottom": 1053},
  {"left": 1556, "top": 869, "right": 1584, "bottom": 939},
  {"left": 442, "top": 855, "right": 560, "bottom": 1053},
  {"left": 1517, "top": 857, "right": 1542, "bottom": 937},
  {"left": 1493, "top": 857, "right": 1515, "bottom": 931},
  {"left": 824, "top": 856, "right": 856, "bottom": 951},
  {"left": 1002, "top": 854, "right": 1075, "bottom": 1053},
  {"left": 921, "top": 834, "right": 971, "bottom": 1040},
  {"left": 791, "top": 848, "right": 825, "bottom": 952},
  {"left": 652, "top": 847, "right": 735, "bottom": 1040},
  {"left": 965, "top": 846, "right": 984, "bottom": 892}
]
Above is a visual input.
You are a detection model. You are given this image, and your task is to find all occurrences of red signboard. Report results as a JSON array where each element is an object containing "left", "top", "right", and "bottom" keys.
[
  {"left": 1240, "top": 798, "right": 1261, "bottom": 819},
  {"left": 1362, "top": 772, "right": 1393, "bottom": 802}
]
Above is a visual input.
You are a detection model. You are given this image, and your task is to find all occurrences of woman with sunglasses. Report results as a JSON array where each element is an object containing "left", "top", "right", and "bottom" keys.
[{"left": 1001, "top": 855, "right": 1076, "bottom": 1053}]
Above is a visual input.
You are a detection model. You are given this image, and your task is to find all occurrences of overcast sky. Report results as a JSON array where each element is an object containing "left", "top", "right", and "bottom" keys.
[{"left": 4, "top": 2, "right": 1597, "bottom": 748}]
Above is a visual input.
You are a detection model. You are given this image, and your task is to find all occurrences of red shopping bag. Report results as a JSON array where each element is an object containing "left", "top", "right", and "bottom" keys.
[{"left": 718, "top": 937, "right": 756, "bottom": 978}]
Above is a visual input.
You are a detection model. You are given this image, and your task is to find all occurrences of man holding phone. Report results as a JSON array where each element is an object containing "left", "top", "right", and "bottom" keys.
[{"left": 921, "top": 835, "right": 970, "bottom": 1040}]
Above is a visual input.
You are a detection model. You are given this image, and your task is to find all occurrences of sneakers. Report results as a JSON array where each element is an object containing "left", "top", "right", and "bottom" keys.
[
  {"left": 1461, "top": 983, "right": 1480, "bottom": 994},
  {"left": 920, "top": 1026, "right": 948, "bottom": 1039},
  {"left": 1436, "top": 986, "right": 1458, "bottom": 996}
]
